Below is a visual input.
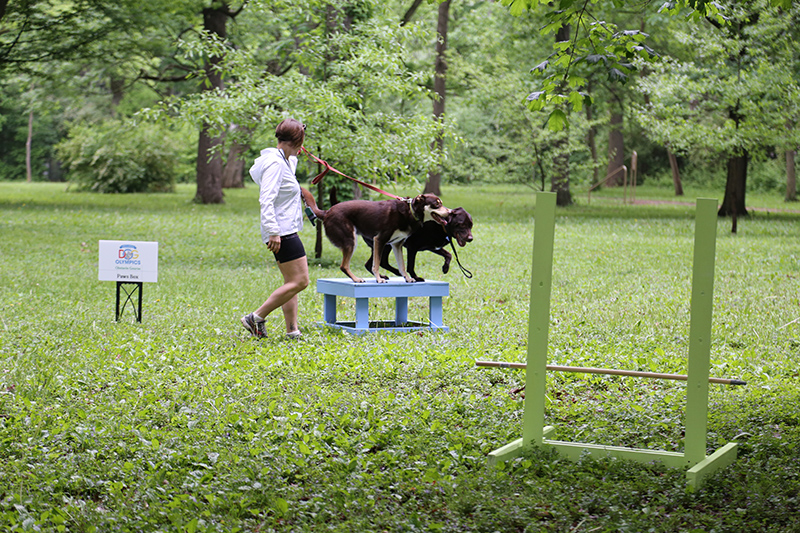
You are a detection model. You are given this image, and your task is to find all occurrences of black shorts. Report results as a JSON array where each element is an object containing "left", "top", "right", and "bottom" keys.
[{"left": 271, "top": 233, "right": 306, "bottom": 263}]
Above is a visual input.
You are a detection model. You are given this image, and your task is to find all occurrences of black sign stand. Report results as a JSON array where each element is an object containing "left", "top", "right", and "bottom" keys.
[{"left": 116, "top": 281, "right": 143, "bottom": 322}]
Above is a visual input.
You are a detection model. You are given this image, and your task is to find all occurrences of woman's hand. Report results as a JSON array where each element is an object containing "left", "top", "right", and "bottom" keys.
[{"left": 267, "top": 235, "right": 281, "bottom": 254}]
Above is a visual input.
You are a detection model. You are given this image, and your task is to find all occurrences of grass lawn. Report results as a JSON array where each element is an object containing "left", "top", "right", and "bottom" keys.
[{"left": 1, "top": 181, "right": 799, "bottom": 532}]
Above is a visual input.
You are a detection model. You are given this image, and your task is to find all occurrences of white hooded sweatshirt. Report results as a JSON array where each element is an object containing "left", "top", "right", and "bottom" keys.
[{"left": 249, "top": 148, "right": 303, "bottom": 243}]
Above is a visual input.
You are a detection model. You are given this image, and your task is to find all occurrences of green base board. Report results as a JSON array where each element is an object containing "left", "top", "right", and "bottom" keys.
[{"left": 489, "top": 430, "right": 738, "bottom": 489}]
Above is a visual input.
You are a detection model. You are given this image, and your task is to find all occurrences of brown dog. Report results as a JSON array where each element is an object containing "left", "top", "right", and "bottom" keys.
[
  {"left": 362, "top": 206, "right": 473, "bottom": 281},
  {"left": 301, "top": 188, "right": 450, "bottom": 283}
]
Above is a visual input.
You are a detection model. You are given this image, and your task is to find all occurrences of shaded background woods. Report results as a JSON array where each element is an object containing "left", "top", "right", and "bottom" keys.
[{"left": 1, "top": 0, "right": 798, "bottom": 212}]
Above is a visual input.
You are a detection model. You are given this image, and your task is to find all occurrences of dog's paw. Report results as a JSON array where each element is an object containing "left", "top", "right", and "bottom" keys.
[
  {"left": 442, "top": 263, "right": 450, "bottom": 274},
  {"left": 376, "top": 277, "right": 388, "bottom": 283},
  {"left": 403, "top": 276, "right": 416, "bottom": 283},
  {"left": 352, "top": 277, "right": 365, "bottom": 283},
  {"left": 413, "top": 276, "right": 425, "bottom": 282}
]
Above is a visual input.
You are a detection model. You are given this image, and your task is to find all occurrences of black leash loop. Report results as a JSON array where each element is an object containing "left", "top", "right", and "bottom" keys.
[{"left": 448, "top": 238, "right": 473, "bottom": 279}]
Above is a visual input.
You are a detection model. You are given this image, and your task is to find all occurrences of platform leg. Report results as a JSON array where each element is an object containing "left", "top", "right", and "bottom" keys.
[
  {"left": 395, "top": 297, "right": 408, "bottom": 326},
  {"left": 355, "top": 298, "right": 369, "bottom": 330},
  {"left": 324, "top": 294, "right": 337, "bottom": 325},
  {"left": 429, "top": 296, "right": 443, "bottom": 328}
]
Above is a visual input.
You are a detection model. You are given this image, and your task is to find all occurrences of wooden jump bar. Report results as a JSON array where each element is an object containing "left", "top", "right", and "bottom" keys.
[{"left": 475, "top": 361, "right": 747, "bottom": 386}]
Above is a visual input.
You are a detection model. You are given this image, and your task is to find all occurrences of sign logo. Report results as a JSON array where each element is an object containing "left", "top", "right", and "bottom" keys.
[
  {"left": 116, "top": 244, "right": 141, "bottom": 265},
  {"left": 99, "top": 240, "right": 158, "bottom": 283}
]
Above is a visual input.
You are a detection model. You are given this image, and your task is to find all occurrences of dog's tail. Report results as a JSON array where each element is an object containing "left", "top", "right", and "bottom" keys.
[{"left": 301, "top": 187, "right": 327, "bottom": 220}]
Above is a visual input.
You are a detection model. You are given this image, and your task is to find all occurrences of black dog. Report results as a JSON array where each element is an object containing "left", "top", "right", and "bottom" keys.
[
  {"left": 301, "top": 187, "right": 450, "bottom": 283},
  {"left": 363, "top": 207, "right": 473, "bottom": 281}
]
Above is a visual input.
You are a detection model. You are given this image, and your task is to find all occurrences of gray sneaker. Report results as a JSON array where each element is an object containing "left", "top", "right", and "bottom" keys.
[{"left": 241, "top": 313, "right": 267, "bottom": 338}]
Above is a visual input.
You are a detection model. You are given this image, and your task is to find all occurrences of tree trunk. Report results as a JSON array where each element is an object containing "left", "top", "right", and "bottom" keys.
[
  {"left": 194, "top": 4, "right": 228, "bottom": 204},
  {"left": 352, "top": 181, "right": 362, "bottom": 200},
  {"left": 585, "top": 98, "right": 598, "bottom": 185},
  {"left": 221, "top": 124, "right": 248, "bottom": 189},
  {"left": 786, "top": 148, "right": 797, "bottom": 202},
  {"left": 47, "top": 156, "right": 63, "bottom": 182},
  {"left": 314, "top": 164, "right": 325, "bottom": 259},
  {"left": 605, "top": 109, "right": 625, "bottom": 187},
  {"left": 424, "top": 0, "right": 450, "bottom": 197},
  {"left": 221, "top": 142, "right": 246, "bottom": 188},
  {"left": 110, "top": 77, "right": 125, "bottom": 115},
  {"left": 718, "top": 151, "right": 749, "bottom": 217},
  {"left": 425, "top": 152, "right": 443, "bottom": 196},
  {"left": 550, "top": 25, "right": 572, "bottom": 206},
  {"left": 667, "top": 149, "right": 683, "bottom": 196},
  {"left": 551, "top": 143, "right": 572, "bottom": 206},
  {"left": 26, "top": 109, "right": 33, "bottom": 183},
  {"left": 195, "top": 123, "right": 225, "bottom": 204}
]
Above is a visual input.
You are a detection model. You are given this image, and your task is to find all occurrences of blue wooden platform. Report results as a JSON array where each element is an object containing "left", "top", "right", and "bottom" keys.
[{"left": 316, "top": 278, "right": 449, "bottom": 334}]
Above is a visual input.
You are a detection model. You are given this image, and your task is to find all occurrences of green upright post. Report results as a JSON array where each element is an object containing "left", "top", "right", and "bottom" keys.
[
  {"left": 522, "top": 192, "right": 557, "bottom": 448},
  {"left": 488, "top": 192, "right": 556, "bottom": 465},
  {"left": 684, "top": 199, "right": 738, "bottom": 489},
  {"left": 684, "top": 198, "right": 717, "bottom": 464}
]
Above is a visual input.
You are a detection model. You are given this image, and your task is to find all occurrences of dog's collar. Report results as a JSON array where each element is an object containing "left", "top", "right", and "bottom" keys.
[{"left": 404, "top": 197, "right": 423, "bottom": 222}]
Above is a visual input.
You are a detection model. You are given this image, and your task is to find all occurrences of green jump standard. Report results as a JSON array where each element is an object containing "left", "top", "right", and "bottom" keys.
[{"left": 486, "top": 193, "right": 737, "bottom": 490}]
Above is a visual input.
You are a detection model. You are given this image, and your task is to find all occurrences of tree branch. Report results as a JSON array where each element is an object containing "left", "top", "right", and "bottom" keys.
[
  {"left": 139, "top": 63, "right": 196, "bottom": 83},
  {"left": 558, "top": 0, "right": 592, "bottom": 89},
  {"left": 228, "top": 0, "right": 249, "bottom": 18},
  {"left": 401, "top": 0, "right": 425, "bottom": 26}
]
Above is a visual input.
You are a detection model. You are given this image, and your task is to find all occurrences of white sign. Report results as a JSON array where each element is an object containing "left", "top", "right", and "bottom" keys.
[{"left": 98, "top": 240, "right": 159, "bottom": 283}]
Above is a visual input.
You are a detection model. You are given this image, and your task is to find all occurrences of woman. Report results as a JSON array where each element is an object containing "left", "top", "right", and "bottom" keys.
[{"left": 241, "top": 118, "right": 309, "bottom": 339}]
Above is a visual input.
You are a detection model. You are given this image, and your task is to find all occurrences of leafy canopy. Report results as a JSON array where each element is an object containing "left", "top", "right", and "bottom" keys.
[
  {"left": 137, "top": 0, "right": 447, "bottom": 185},
  {"left": 500, "top": 0, "right": 794, "bottom": 130},
  {"left": 633, "top": 1, "right": 800, "bottom": 156}
]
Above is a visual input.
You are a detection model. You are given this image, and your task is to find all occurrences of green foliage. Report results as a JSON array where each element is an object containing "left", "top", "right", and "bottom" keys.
[
  {"left": 433, "top": 2, "right": 597, "bottom": 189},
  {"left": 748, "top": 155, "right": 789, "bottom": 193},
  {"left": 499, "top": 1, "right": 664, "bottom": 129},
  {"left": 527, "top": 20, "right": 653, "bottom": 129},
  {"left": 500, "top": 0, "right": 797, "bottom": 130},
  {"left": 6, "top": 0, "right": 795, "bottom": 204},
  {"left": 0, "top": 1, "right": 133, "bottom": 75},
  {"left": 633, "top": 0, "right": 800, "bottom": 158},
  {"left": 0, "top": 84, "right": 62, "bottom": 181},
  {"left": 137, "top": 0, "right": 447, "bottom": 186},
  {"left": 1, "top": 182, "right": 799, "bottom": 530},
  {"left": 55, "top": 120, "right": 192, "bottom": 193}
]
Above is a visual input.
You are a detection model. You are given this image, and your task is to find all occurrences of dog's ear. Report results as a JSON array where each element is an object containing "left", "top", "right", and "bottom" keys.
[{"left": 410, "top": 194, "right": 427, "bottom": 210}]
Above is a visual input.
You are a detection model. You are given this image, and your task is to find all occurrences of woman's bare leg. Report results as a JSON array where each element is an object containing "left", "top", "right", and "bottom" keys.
[
  {"left": 281, "top": 294, "right": 300, "bottom": 334},
  {"left": 254, "top": 256, "right": 309, "bottom": 333}
]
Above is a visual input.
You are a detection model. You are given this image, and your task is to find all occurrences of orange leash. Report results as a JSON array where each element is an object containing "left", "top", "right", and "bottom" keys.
[{"left": 300, "top": 147, "right": 404, "bottom": 201}]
